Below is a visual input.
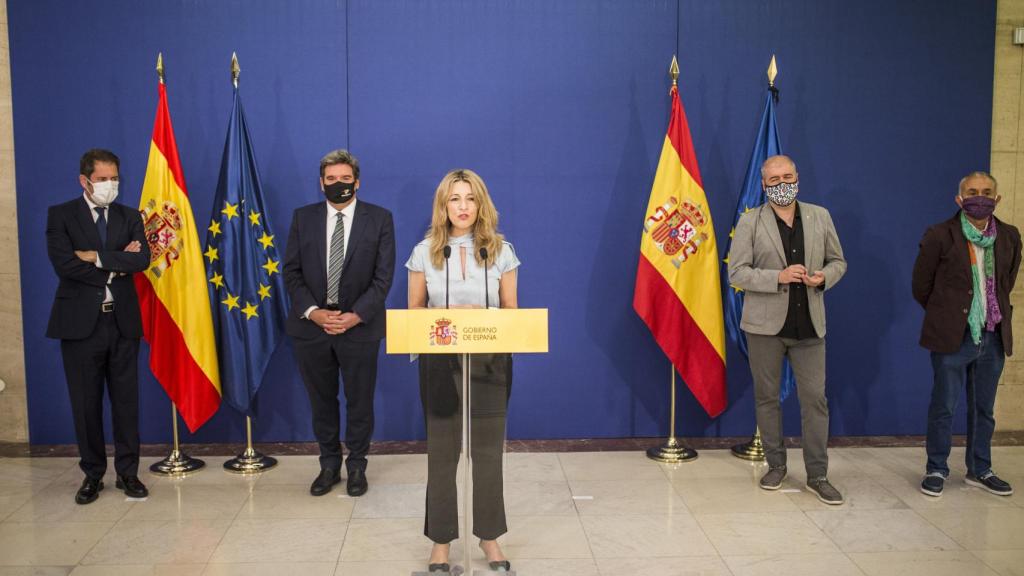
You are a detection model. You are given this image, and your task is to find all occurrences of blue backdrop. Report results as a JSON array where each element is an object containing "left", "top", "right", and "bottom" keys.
[{"left": 10, "top": 0, "right": 996, "bottom": 444}]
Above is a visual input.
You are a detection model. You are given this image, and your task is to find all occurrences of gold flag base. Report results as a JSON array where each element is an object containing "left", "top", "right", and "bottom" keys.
[
  {"left": 646, "top": 438, "right": 698, "bottom": 463},
  {"left": 730, "top": 428, "right": 766, "bottom": 461},
  {"left": 150, "top": 405, "right": 204, "bottom": 476},
  {"left": 223, "top": 416, "right": 276, "bottom": 474},
  {"left": 149, "top": 449, "right": 206, "bottom": 476},
  {"left": 224, "top": 447, "right": 278, "bottom": 474}
]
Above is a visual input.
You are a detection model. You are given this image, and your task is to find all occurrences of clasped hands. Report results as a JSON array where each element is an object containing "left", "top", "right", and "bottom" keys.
[
  {"left": 779, "top": 264, "right": 825, "bottom": 287},
  {"left": 74, "top": 241, "right": 142, "bottom": 272},
  {"left": 310, "top": 309, "right": 362, "bottom": 335}
]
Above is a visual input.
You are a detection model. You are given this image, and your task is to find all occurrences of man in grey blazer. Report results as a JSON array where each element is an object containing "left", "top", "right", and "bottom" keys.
[{"left": 728, "top": 155, "right": 847, "bottom": 505}]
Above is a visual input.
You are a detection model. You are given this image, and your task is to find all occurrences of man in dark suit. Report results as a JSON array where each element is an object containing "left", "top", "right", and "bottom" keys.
[
  {"left": 913, "top": 171, "right": 1021, "bottom": 498},
  {"left": 284, "top": 149, "right": 395, "bottom": 497},
  {"left": 46, "top": 149, "right": 151, "bottom": 504}
]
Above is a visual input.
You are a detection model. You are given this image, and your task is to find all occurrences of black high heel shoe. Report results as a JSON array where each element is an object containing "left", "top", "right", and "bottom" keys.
[
  {"left": 488, "top": 560, "right": 511, "bottom": 572},
  {"left": 479, "top": 541, "right": 510, "bottom": 572},
  {"left": 428, "top": 563, "right": 450, "bottom": 574}
]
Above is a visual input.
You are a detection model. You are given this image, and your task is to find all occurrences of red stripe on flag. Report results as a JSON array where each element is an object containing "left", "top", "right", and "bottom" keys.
[
  {"left": 666, "top": 86, "right": 703, "bottom": 189},
  {"left": 633, "top": 255, "right": 727, "bottom": 417},
  {"left": 134, "top": 276, "right": 221, "bottom": 432},
  {"left": 151, "top": 83, "right": 189, "bottom": 196}
]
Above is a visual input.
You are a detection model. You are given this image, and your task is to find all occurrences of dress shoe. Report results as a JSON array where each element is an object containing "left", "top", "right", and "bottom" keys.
[
  {"left": 116, "top": 475, "right": 149, "bottom": 498},
  {"left": 479, "top": 540, "right": 510, "bottom": 572},
  {"left": 347, "top": 468, "right": 368, "bottom": 496},
  {"left": 488, "top": 560, "right": 511, "bottom": 572},
  {"left": 310, "top": 469, "right": 341, "bottom": 496},
  {"left": 75, "top": 477, "right": 104, "bottom": 505},
  {"left": 428, "top": 542, "right": 450, "bottom": 574}
]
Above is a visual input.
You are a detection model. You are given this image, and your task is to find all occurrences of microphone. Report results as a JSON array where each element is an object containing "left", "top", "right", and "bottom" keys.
[
  {"left": 479, "top": 247, "right": 489, "bottom": 308},
  {"left": 443, "top": 245, "right": 452, "bottom": 309}
]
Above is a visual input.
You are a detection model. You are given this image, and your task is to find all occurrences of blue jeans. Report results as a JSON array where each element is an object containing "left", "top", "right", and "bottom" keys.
[{"left": 926, "top": 329, "right": 1004, "bottom": 477}]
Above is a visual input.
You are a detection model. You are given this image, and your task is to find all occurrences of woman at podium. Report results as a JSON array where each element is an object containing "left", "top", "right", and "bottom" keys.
[{"left": 405, "top": 169, "right": 520, "bottom": 573}]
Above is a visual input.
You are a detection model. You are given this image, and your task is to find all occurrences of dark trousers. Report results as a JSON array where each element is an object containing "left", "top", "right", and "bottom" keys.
[
  {"left": 747, "top": 333, "right": 830, "bottom": 479},
  {"left": 60, "top": 312, "right": 140, "bottom": 480},
  {"left": 293, "top": 334, "right": 380, "bottom": 472},
  {"left": 926, "top": 329, "right": 1004, "bottom": 477},
  {"left": 420, "top": 353, "right": 511, "bottom": 544}
]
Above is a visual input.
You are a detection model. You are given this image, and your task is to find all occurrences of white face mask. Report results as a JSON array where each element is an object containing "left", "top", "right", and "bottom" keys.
[{"left": 89, "top": 180, "right": 119, "bottom": 207}]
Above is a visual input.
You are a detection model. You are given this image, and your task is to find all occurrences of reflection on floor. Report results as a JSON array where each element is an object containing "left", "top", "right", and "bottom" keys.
[{"left": 0, "top": 446, "right": 1022, "bottom": 575}]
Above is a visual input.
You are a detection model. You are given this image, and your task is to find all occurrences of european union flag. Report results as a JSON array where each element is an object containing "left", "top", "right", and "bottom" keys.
[
  {"left": 723, "top": 87, "right": 796, "bottom": 402},
  {"left": 203, "top": 84, "right": 287, "bottom": 415}
]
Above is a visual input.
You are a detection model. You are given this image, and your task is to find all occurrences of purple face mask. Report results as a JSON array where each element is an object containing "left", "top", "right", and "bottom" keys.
[{"left": 960, "top": 195, "right": 997, "bottom": 220}]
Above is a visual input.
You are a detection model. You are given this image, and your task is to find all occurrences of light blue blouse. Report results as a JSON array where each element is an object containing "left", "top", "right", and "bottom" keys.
[{"left": 405, "top": 234, "right": 520, "bottom": 308}]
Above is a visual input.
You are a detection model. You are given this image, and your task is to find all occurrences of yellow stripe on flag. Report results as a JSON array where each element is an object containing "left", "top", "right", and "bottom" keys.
[
  {"left": 139, "top": 141, "right": 221, "bottom": 392},
  {"left": 639, "top": 136, "right": 726, "bottom": 360}
]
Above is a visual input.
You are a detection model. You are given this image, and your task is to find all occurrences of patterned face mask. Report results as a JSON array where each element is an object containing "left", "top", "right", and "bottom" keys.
[{"left": 765, "top": 181, "right": 798, "bottom": 206}]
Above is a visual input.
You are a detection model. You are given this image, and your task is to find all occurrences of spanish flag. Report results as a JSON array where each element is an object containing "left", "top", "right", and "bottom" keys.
[
  {"left": 633, "top": 74, "right": 727, "bottom": 418},
  {"left": 134, "top": 78, "right": 222, "bottom": 432}
]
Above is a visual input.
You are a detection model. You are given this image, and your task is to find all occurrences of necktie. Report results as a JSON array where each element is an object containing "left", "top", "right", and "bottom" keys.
[
  {"left": 94, "top": 207, "right": 107, "bottom": 247},
  {"left": 326, "top": 212, "right": 345, "bottom": 305}
]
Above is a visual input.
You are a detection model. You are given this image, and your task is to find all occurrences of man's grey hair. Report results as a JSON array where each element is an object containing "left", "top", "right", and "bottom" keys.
[
  {"left": 760, "top": 154, "right": 797, "bottom": 178},
  {"left": 320, "top": 149, "right": 360, "bottom": 180},
  {"left": 958, "top": 171, "right": 997, "bottom": 195}
]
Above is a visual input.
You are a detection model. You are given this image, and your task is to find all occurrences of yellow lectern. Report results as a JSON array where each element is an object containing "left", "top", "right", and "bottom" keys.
[
  {"left": 387, "top": 308, "right": 547, "bottom": 575},
  {"left": 387, "top": 308, "right": 548, "bottom": 354}
]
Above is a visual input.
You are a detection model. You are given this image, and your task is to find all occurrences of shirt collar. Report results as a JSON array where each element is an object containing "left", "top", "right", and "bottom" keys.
[
  {"left": 772, "top": 201, "right": 801, "bottom": 222},
  {"left": 83, "top": 192, "right": 102, "bottom": 211},
  {"left": 327, "top": 197, "right": 357, "bottom": 219},
  {"left": 447, "top": 233, "right": 474, "bottom": 247}
]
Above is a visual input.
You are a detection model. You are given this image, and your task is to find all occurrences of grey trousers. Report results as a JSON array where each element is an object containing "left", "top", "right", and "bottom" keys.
[
  {"left": 747, "top": 333, "right": 830, "bottom": 479},
  {"left": 419, "top": 353, "right": 511, "bottom": 544}
]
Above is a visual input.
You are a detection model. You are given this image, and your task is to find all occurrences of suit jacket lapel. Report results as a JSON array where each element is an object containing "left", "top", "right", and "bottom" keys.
[
  {"left": 105, "top": 204, "right": 123, "bottom": 250},
  {"left": 951, "top": 215, "right": 972, "bottom": 278},
  {"left": 802, "top": 204, "right": 817, "bottom": 268},
  {"left": 343, "top": 201, "right": 369, "bottom": 270},
  {"left": 759, "top": 204, "right": 786, "bottom": 263},
  {"left": 994, "top": 218, "right": 1012, "bottom": 280},
  {"left": 74, "top": 197, "right": 104, "bottom": 249},
  {"left": 314, "top": 202, "right": 328, "bottom": 290}
]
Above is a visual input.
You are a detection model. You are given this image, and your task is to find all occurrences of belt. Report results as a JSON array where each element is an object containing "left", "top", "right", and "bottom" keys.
[{"left": 101, "top": 302, "right": 115, "bottom": 313}]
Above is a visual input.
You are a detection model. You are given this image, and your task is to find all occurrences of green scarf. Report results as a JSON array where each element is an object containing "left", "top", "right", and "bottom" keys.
[{"left": 959, "top": 212, "right": 995, "bottom": 344}]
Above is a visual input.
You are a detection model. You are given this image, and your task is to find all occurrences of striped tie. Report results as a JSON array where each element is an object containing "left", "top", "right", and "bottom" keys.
[{"left": 326, "top": 212, "right": 345, "bottom": 305}]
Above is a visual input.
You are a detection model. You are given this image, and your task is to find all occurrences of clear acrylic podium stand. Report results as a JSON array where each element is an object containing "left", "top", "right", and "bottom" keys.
[{"left": 387, "top": 308, "right": 548, "bottom": 575}]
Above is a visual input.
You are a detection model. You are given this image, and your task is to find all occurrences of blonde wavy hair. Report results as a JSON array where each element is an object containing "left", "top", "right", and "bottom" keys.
[{"left": 426, "top": 169, "right": 504, "bottom": 269}]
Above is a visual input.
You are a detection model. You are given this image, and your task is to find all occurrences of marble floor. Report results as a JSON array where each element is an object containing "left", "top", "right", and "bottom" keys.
[{"left": 0, "top": 446, "right": 1023, "bottom": 575}]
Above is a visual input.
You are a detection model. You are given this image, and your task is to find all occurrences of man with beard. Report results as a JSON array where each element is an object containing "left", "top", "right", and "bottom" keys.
[{"left": 728, "top": 155, "right": 848, "bottom": 505}]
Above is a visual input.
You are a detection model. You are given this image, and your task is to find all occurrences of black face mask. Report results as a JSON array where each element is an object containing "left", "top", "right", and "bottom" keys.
[{"left": 324, "top": 181, "right": 356, "bottom": 204}]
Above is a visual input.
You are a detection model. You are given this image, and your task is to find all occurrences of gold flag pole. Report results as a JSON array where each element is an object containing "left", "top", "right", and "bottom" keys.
[
  {"left": 230, "top": 51, "right": 240, "bottom": 89},
  {"left": 731, "top": 55, "right": 779, "bottom": 463},
  {"left": 147, "top": 53, "right": 205, "bottom": 476},
  {"left": 646, "top": 364, "right": 698, "bottom": 463},
  {"left": 645, "top": 56, "right": 697, "bottom": 464}
]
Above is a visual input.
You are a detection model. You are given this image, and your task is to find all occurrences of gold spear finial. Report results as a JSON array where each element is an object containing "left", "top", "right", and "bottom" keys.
[
  {"left": 669, "top": 55, "right": 680, "bottom": 87},
  {"left": 767, "top": 54, "right": 778, "bottom": 87},
  {"left": 231, "top": 52, "right": 240, "bottom": 88},
  {"left": 156, "top": 52, "right": 164, "bottom": 84}
]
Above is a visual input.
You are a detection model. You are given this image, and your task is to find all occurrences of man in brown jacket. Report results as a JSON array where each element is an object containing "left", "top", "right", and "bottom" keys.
[{"left": 912, "top": 171, "right": 1021, "bottom": 498}]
